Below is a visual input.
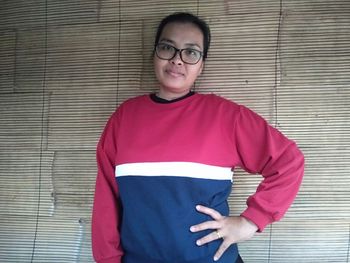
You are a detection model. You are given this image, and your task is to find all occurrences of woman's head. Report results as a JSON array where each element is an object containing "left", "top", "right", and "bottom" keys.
[
  {"left": 154, "top": 12, "right": 211, "bottom": 61},
  {"left": 153, "top": 12, "right": 211, "bottom": 99}
]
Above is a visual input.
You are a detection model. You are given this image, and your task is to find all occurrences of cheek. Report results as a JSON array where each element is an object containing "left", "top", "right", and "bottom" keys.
[
  {"left": 187, "top": 66, "right": 202, "bottom": 81},
  {"left": 153, "top": 57, "right": 166, "bottom": 74}
]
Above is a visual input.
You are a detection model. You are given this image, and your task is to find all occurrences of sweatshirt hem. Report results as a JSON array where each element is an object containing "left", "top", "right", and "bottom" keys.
[{"left": 122, "top": 249, "right": 239, "bottom": 263}]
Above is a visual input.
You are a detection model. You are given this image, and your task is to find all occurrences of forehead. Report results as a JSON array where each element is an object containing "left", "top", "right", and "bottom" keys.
[{"left": 160, "top": 22, "right": 204, "bottom": 48}]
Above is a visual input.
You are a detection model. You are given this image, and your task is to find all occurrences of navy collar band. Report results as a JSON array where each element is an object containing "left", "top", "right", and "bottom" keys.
[{"left": 150, "top": 91, "right": 195, "bottom": 104}]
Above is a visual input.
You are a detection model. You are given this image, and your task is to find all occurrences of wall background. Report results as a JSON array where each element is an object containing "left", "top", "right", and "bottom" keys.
[{"left": 0, "top": 0, "right": 349, "bottom": 262}]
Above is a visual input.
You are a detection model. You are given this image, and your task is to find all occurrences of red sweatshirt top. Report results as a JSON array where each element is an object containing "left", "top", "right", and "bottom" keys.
[{"left": 92, "top": 93, "right": 304, "bottom": 263}]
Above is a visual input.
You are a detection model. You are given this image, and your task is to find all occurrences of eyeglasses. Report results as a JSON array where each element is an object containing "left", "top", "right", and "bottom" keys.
[{"left": 155, "top": 43, "right": 203, "bottom": 65}]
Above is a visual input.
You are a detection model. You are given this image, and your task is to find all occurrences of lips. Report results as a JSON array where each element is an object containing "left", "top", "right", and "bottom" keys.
[{"left": 165, "top": 69, "right": 184, "bottom": 78}]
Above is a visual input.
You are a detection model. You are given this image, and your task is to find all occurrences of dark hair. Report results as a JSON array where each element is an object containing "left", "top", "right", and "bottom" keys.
[{"left": 154, "top": 12, "right": 211, "bottom": 60}]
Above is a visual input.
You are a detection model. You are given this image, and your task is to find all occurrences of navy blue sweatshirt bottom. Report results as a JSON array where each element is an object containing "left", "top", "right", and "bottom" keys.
[
  {"left": 122, "top": 245, "right": 240, "bottom": 263},
  {"left": 235, "top": 255, "right": 244, "bottom": 263}
]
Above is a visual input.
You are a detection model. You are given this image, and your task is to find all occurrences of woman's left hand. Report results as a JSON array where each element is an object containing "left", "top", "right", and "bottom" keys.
[{"left": 190, "top": 205, "right": 258, "bottom": 261}]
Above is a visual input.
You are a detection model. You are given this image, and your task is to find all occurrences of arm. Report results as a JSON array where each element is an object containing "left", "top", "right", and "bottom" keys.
[
  {"left": 235, "top": 106, "right": 305, "bottom": 232},
  {"left": 92, "top": 113, "right": 124, "bottom": 263},
  {"left": 190, "top": 103, "right": 304, "bottom": 261}
]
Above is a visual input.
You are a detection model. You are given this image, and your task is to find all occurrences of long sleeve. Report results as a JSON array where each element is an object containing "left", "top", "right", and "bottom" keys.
[
  {"left": 235, "top": 106, "right": 304, "bottom": 232},
  {"left": 92, "top": 112, "right": 124, "bottom": 263}
]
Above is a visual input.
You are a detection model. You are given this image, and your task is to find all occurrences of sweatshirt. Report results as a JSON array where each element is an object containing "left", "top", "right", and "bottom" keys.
[{"left": 92, "top": 93, "right": 304, "bottom": 263}]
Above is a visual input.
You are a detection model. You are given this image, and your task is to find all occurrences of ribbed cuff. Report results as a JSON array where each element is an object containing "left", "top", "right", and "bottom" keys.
[
  {"left": 240, "top": 206, "right": 273, "bottom": 232},
  {"left": 96, "top": 255, "right": 122, "bottom": 263}
]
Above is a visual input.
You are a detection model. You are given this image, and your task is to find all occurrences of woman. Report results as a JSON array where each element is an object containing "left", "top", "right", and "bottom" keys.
[{"left": 92, "top": 12, "right": 304, "bottom": 263}]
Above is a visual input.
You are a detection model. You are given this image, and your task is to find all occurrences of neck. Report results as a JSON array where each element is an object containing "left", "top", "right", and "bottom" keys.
[
  {"left": 151, "top": 91, "right": 195, "bottom": 104},
  {"left": 157, "top": 89, "right": 192, "bottom": 101}
]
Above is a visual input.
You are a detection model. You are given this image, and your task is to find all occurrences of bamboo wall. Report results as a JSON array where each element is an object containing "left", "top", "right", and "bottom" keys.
[{"left": 0, "top": 0, "right": 349, "bottom": 262}]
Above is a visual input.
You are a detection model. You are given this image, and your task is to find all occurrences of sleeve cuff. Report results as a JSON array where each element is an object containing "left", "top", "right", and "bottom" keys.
[
  {"left": 240, "top": 206, "right": 273, "bottom": 232},
  {"left": 96, "top": 256, "right": 122, "bottom": 263}
]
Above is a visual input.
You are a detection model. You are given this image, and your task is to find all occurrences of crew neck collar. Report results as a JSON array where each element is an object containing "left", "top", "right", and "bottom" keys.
[{"left": 150, "top": 91, "right": 195, "bottom": 104}]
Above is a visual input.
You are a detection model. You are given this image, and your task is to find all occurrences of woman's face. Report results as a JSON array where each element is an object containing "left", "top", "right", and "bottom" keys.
[{"left": 153, "top": 22, "right": 204, "bottom": 100}]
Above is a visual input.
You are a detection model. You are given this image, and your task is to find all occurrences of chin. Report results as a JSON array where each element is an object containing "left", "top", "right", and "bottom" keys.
[{"left": 160, "top": 82, "right": 185, "bottom": 92}]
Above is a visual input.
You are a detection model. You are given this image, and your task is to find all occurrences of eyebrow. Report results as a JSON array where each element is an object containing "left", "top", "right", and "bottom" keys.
[{"left": 159, "top": 38, "right": 202, "bottom": 50}]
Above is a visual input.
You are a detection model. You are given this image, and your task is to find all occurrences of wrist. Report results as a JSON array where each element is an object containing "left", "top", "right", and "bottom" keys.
[{"left": 241, "top": 216, "right": 259, "bottom": 232}]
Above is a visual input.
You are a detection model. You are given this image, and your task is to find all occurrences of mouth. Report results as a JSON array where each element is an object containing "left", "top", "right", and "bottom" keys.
[{"left": 165, "top": 69, "right": 184, "bottom": 78}]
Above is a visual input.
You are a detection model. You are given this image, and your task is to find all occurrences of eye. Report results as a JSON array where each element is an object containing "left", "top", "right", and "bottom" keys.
[
  {"left": 184, "top": 48, "right": 199, "bottom": 57},
  {"left": 158, "top": 43, "right": 174, "bottom": 51}
]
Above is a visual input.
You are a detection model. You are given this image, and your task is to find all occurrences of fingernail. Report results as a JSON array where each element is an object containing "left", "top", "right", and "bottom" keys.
[
  {"left": 196, "top": 205, "right": 201, "bottom": 210},
  {"left": 213, "top": 256, "right": 219, "bottom": 261},
  {"left": 196, "top": 240, "right": 201, "bottom": 246},
  {"left": 190, "top": 226, "right": 195, "bottom": 232}
]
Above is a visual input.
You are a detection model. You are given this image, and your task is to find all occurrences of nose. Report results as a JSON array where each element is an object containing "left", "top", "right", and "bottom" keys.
[{"left": 170, "top": 50, "right": 183, "bottom": 65}]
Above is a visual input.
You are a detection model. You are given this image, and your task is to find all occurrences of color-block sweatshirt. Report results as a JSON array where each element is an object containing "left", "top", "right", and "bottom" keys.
[{"left": 92, "top": 93, "right": 304, "bottom": 263}]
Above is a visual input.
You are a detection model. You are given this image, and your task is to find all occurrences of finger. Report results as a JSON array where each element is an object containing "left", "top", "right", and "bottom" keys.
[
  {"left": 190, "top": 220, "right": 221, "bottom": 233},
  {"left": 196, "top": 205, "right": 222, "bottom": 220},
  {"left": 213, "top": 240, "right": 230, "bottom": 261},
  {"left": 196, "top": 230, "right": 222, "bottom": 246}
]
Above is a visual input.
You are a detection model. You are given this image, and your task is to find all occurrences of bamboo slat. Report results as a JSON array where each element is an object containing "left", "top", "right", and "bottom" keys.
[
  {"left": 269, "top": 219, "right": 349, "bottom": 262},
  {"left": 0, "top": 30, "right": 16, "bottom": 93},
  {"left": 46, "top": 0, "right": 98, "bottom": 26},
  {"left": 0, "top": 1, "right": 45, "bottom": 30},
  {"left": 0, "top": 151, "right": 54, "bottom": 216},
  {"left": 53, "top": 151, "right": 96, "bottom": 195},
  {"left": 119, "top": 0, "right": 198, "bottom": 19},
  {"left": 0, "top": 214, "right": 91, "bottom": 262},
  {"left": 48, "top": 91, "right": 117, "bottom": 150},
  {"left": 0, "top": 93, "right": 48, "bottom": 150}
]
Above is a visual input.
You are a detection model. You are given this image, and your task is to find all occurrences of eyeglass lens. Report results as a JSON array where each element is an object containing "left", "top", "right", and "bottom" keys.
[{"left": 156, "top": 43, "right": 202, "bottom": 64}]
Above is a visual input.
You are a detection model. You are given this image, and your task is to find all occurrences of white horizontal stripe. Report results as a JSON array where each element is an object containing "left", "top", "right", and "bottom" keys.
[{"left": 115, "top": 162, "right": 233, "bottom": 181}]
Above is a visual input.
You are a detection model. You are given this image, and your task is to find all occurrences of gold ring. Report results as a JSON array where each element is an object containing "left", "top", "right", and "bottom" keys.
[{"left": 215, "top": 230, "right": 222, "bottom": 239}]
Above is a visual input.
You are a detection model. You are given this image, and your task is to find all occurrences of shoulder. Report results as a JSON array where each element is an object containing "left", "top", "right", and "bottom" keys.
[
  {"left": 119, "top": 94, "right": 149, "bottom": 108},
  {"left": 197, "top": 93, "right": 241, "bottom": 111},
  {"left": 106, "top": 95, "right": 149, "bottom": 122},
  {"left": 112, "top": 94, "right": 149, "bottom": 113},
  {"left": 196, "top": 93, "right": 271, "bottom": 126}
]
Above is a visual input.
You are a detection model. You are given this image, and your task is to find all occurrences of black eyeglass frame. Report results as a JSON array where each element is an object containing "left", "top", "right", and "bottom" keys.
[{"left": 154, "top": 43, "right": 203, "bottom": 65}]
